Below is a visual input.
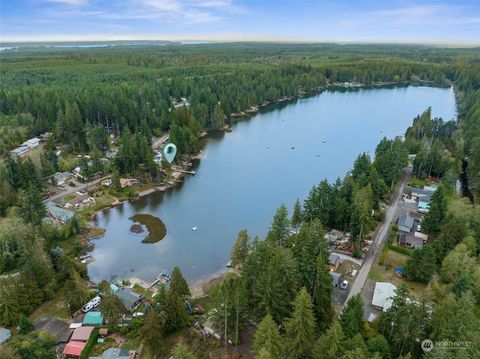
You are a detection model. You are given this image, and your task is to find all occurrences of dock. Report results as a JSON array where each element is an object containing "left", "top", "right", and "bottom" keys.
[{"left": 172, "top": 167, "right": 196, "bottom": 175}]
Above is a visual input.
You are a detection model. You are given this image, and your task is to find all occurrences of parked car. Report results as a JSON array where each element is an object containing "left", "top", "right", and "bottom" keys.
[
  {"left": 133, "top": 312, "right": 144, "bottom": 318},
  {"left": 416, "top": 224, "right": 422, "bottom": 232},
  {"left": 340, "top": 280, "right": 349, "bottom": 290}
]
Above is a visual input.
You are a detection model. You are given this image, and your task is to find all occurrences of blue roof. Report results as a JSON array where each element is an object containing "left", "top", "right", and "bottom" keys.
[
  {"left": 83, "top": 311, "right": 103, "bottom": 325},
  {"left": 418, "top": 200, "right": 431, "bottom": 209}
]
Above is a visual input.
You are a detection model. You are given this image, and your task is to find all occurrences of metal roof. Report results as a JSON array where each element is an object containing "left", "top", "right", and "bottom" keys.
[
  {"left": 45, "top": 201, "right": 75, "bottom": 222},
  {"left": 83, "top": 311, "right": 103, "bottom": 326},
  {"left": 372, "top": 282, "right": 397, "bottom": 311}
]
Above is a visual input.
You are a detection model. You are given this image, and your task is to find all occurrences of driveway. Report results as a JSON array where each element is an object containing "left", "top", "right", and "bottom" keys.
[{"left": 343, "top": 166, "right": 412, "bottom": 308}]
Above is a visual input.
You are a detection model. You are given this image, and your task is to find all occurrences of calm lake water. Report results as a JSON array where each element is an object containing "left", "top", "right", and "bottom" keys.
[{"left": 88, "top": 86, "right": 457, "bottom": 285}]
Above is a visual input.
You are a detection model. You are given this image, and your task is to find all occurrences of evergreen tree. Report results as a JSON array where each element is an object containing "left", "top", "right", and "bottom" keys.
[
  {"left": 99, "top": 291, "right": 126, "bottom": 330},
  {"left": 339, "top": 294, "right": 365, "bottom": 338},
  {"left": 312, "top": 321, "right": 345, "bottom": 359},
  {"left": 266, "top": 203, "right": 290, "bottom": 246},
  {"left": 230, "top": 229, "right": 249, "bottom": 267},
  {"left": 253, "top": 314, "right": 284, "bottom": 358},
  {"left": 285, "top": 287, "right": 317, "bottom": 359},
  {"left": 169, "top": 266, "right": 191, "bottom": 297},
  {"left": 164, "top": 291, "right": 189, "bottom": 334},
  {"left": 366, "top": 335, "right": 391, "bottom": 359},
  {"left": 422, "top": 186, "right": 447, "bottom": 234},
  {"left": 405, "top": 245, "right": 436, "bottom": 283},
  {"left": 313, "top": 255, "right": 333, "bottom": 333},
  {"left": 291, "top": 198, "right": 303, "bottom": 231},
  {"left": 18, "top": 314, "right": 34, "bottom": 334},
  {"left": 19, "top": 185, "right": 45, "bottom": 225},
  {"left": 142, "top": 309, "right": 164, "bottom": 351}
]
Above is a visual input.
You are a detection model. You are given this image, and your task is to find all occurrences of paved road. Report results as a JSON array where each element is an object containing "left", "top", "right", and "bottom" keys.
[{"left": 343, "top": 166, "right": 412, "bottom": 306}]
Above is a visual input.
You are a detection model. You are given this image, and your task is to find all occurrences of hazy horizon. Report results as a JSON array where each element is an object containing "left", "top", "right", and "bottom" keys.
[{"left": 1, "top": 0, "right": 479, "bottom": 44}]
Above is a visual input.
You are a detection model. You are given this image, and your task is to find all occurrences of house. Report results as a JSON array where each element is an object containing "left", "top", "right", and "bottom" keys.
[
  {"left": 329, "top": 271, "right": 341, "bottom": 287},
  {"left": 52, "top": 171, "right": 71, "bottom": 186},
  {"left": 399, "top": 234, "right": 424, "bottom": 248},
  {"left": 71, "top": 326, "right": 94, "bottom": 342},
  {"left": 34, "top": 316, "right": 72, "bottom": 344},
  {"left": 398, "top": 215, "right": 414, "bottom": 233},
  {"left": 22, "top": 137, "right": 41, "bottom": 148},
  {"left": 418, "top": 199, "right": 431, "bottom": 214},
  {"left": 89, "top": 348, "right": 135, "bottom": 359},
  {"left": 114, "top": 288, "right": 143, "bottom": 312},
  {"left": 65, "top": 194, "right": 95, "bottom": 209},
  {"left": 328, "top": 253, "right": 341, "bottom": 271},
  {"left": 45, "top": 201, "right": 75, "bottom": 224},
  {"left": 83, "top": 311, "right": 104, "bottom": 326},
  {"left": 372, "top": 282, "right": 397, "bottom": 311},
  {"left": 120, "top": 178, "right": 139, "bottom": 188},
  {"left": 64, "top": 340, "right": 86, "bottom": 358},
  {"left": 0, "top": 327, "right": 12, "bottom": 344},
  {"left": 10, "top": 145, "right": 30, "bottom": 157}
]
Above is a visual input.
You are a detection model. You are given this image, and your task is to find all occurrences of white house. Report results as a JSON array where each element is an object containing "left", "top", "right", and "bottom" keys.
[
  {"left": 22, "top": 137, "right": 41, "bottom": 148},
  {"left": 372, "top": 282, "right": 397, "bottom": 311}
]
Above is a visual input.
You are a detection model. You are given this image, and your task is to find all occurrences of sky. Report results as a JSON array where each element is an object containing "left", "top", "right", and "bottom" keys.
[{"left": 0, "top": 0, "right": 479, "bottom": 44}]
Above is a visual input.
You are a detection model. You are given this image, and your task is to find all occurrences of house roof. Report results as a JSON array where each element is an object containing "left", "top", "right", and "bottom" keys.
[
  {"left": 328, "top": 253, "right": 340, "bottom": 265},
  {"left": 0, "top": 327, "right": 12, "bottom": 344},
  {"left": 89, "top": 348, "right": 131, "bottom": 359},
  {"left": 400, "top": 234, "right": 424, "bottom": 248},
  {"left": 398, "top": 215, "right": 414, "bottom": 232},
  {"left": 34, "top": 316, "right": 71, "bottom": 343},
  {"left": 418, "top": 200, "right": 431, "bottom": 209},
  {"left": 45, "top": 201, "right": 75, "bottom": 222},
  {"left": 71, "top": 326, "right": 94, "bottom": 342},
  {"left": 83, "top": 312, "right": 103, "bottom": 326},
  {"left": 63, "top": 340, "right": 86, "bottom": 357},
  {"left": 10, "top": 145, "right": 29, "bottom": 155},
  {"left": 115, "top": 288, "right": 142, "bottom": 310},
  {"left": 372, "top": 282, "right": 396, "bottom": 311}
]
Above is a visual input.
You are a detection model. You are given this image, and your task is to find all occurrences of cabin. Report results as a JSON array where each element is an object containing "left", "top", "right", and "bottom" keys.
[
  {"left": 114, "top": 288, "right": 143, "bottom": 312},
  {"left": 398, "top": 215, "right": 414, "bottom": 233},
  {"left": 372, "top": 282, "right": 396, "bottom": 311},
  {"left": 10, "top": 145, "right": 29, "bottom": 157},
  {"left": 52, "top": 171, "right": 71, "bottom": 186},
  {"left": 65, "top": 194, "right": 95, "bottom": 209},
  {"left": 22, "top": 137, "right": 41, "bottom": 148},
  {"left": 45, "top": 201, "right": 75, "bottom": 224},
  {"left": 399, "top": 234, "right": 424, "bottom": 249}
]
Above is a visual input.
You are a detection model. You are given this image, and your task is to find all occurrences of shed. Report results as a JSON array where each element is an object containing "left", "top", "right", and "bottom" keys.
[
  {"left": 10, "top": 145, "right": 29, "bottom": 157},
  {"left": 22, "top": 137, "right": 41, "bottom": 148},
  {"left": 329, "top": 271, "right": 341, "bottom": 287},
  {"left": 63, "top": 340, "right": 86, "bottom": 357},
  {"left": 398, "top": 215, "right": 414, "bottom": 233},
  {"left": 71, "top": 326, "right": 94, "bottom": 342},
  {"left": 83, "top": 311, "right": 104, "bottom": 326},
  {"left": 0, "top": 327, "right": 12, "bottom": 344},
  {"left": 372, "top": 282, "right": 397, "bottom": 311},
  {"left": 114, "top": 288, "right": 143, "bottom": 311},
  {"left": 52, "top": 171, "right": 71, "bottom": 186}
]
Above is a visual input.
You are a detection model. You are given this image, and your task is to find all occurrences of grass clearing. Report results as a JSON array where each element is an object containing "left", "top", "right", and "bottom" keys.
[
  {"left": 369, "top": 249, "right": 426, "bottom": 298},
  {"left": 30, "top": 287, "right": 69, "bottom": 321}
]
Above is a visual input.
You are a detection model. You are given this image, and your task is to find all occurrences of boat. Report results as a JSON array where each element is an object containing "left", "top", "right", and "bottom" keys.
[
  {"left": 191, "top": 226, "right": 198, "bottom": 231},
  {"left": 226, "top": 261, "right": 233, "bottom": 268},
  {"left": 322, "top": 141, "right": 327, "bottom": 143}
]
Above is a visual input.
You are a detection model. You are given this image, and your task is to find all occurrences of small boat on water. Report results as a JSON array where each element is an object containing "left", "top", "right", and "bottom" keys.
[
  {"left": 192, "top": 226, "right": 198, "bottom": 231},
  {"left": 226, "top": 261, "right": 233, "bottom": 268},
  {"left": 322, "top": 141, "right": 327, "bottom": 143}
]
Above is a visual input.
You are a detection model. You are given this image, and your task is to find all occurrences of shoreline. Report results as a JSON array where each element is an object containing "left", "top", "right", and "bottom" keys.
[{"left": 83, "top": 79, "right": 450, "bottom": 284}]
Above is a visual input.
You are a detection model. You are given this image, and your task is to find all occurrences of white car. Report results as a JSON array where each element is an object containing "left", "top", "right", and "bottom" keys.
[
  {"left": 133, "top": 312, "right": 144, "bottom": 318},
  {"left": 416, "top": 224, "right": 422, "bottom": 232},
  {"left": 340, "top": 280, "right": 349, "bottom": 290},
  {"left": 82, "top": 296, "right": 101, "bottom": 313}
]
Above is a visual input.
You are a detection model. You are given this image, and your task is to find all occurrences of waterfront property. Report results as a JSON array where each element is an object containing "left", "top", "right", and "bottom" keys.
[
  {"left": 45, "top": 201, "right": 75, "bottom": 224},
  {"left": 88, "top": 86, "right": 457, "bottom": 285},
  {"left": 114, "top": 288, "right": 143, "bottom": 312}
]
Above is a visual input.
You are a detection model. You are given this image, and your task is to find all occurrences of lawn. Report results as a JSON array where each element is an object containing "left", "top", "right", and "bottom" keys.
[
  {"left": 29, "top": 287, "right": 70, "bottom": 321},
  {"left": 369, "top": 249, "right": 426, "bottom": 298}
]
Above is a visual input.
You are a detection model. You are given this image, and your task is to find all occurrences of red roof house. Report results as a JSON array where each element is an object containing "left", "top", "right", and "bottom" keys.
[{"left": 63, "top": 340, "right": 86, "bottom": 357}]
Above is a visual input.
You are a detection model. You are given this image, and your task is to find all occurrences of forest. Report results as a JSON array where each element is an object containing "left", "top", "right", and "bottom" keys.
[{"left": 0, "top": 43, "right": 480, "bottom": 358}]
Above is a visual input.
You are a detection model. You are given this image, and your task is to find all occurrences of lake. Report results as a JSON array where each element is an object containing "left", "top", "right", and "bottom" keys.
[{"left": 88, "top": 85, "right": 457, "bottom": 286}]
